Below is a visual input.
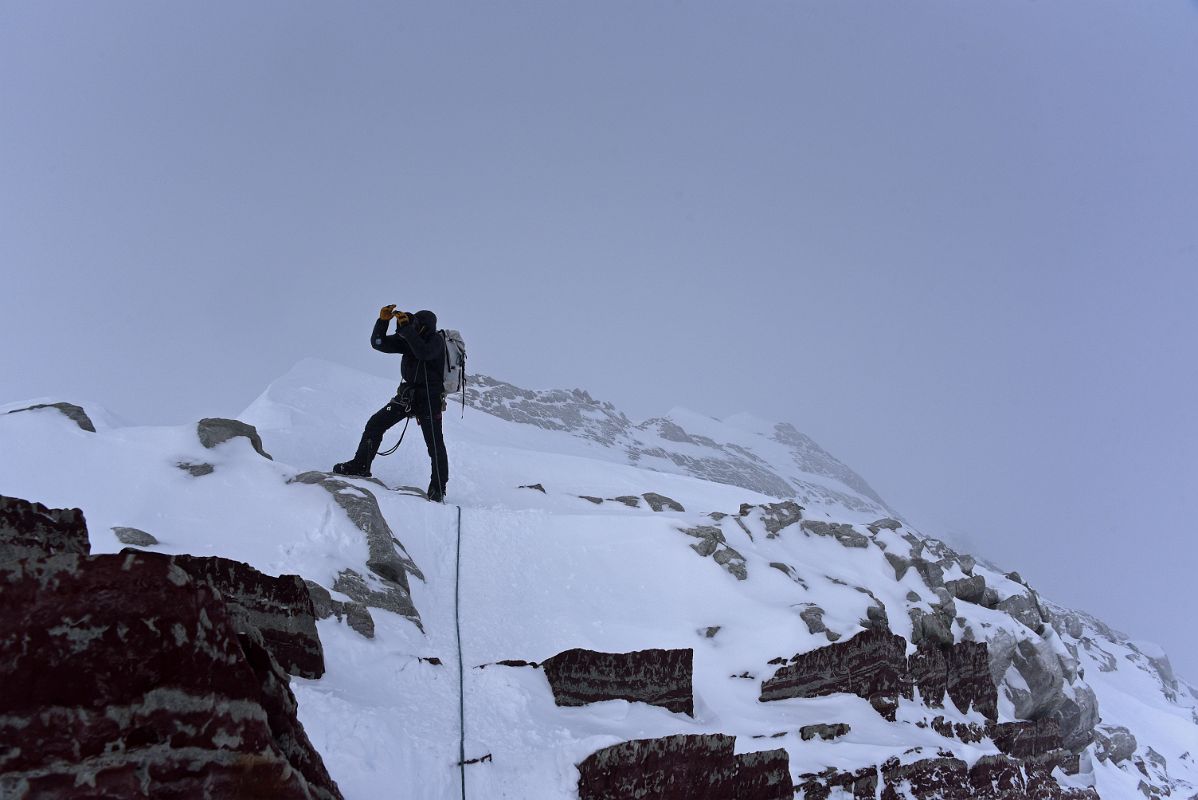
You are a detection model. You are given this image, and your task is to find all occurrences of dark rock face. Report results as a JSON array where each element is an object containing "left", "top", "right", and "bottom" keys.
[
  {"left": 989, "top": 718, "right": 1063, "bottom": 759},
  {"left": 196, "top": 417, "right": 273, "bottom": 459},
  {"left": 147, "top": 551, "right": 324, "bottom": 679},
  {"left": 761, "top": 629, "right": 908, "bottom": 719},
  {"left": 804, "top": 754, "right": 1099, "bottom": 800},
  {"left": 642, "top": 492, "right": 684, "bottom": 512},
  {"left": 5, "top": 401, "right": 96, "bottom": 432},
  {"left": 0, "top": 495, "right": 90, "bottom": 562},
  {"left": 800, "top": 723, "right": 850, "bottom": 741},
  {"left": 576, "top": 734, "right": 792, "bottom": 800},
  {"left": 762, "top": 631, "right": 998, "bottom": 722},
  {"left": 542, "top": 647, "right": 694, "bottom": 715},
  {"left": 946, "top": 574, "right": 987, "bottom": 605},
  {"left": 112, "top": 526, "right": 159, "bottom": 546},
  {"left": 0, "top": 552, "right": 342, "bottom": 800}
]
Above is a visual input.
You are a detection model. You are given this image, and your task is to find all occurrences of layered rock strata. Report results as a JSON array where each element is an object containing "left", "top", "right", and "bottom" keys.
[
  {"left": 577, "top": 733, "right": 792, "bottom": 800},
  {"left": 542, "top": 647, "right": 694, "bottom": 716},
  {"left": 760, "top": 629, "right": 998, "bottom": 722},
  {"left": 0, "top": 551, "right": 341, "bottom": 800}
]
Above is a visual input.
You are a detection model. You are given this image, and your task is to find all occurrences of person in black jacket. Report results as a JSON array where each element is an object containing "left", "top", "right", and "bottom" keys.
[{"left": 333, "top": 304, "right": 450, "bottom": 502}]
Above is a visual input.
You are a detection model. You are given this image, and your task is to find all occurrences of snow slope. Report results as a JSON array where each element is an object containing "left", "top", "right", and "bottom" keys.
[{"left": 1, "top": 358, "right": 1194, "bottom": 799}]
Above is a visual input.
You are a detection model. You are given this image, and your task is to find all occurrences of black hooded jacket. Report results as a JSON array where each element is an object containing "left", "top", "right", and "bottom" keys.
[{"left": 371, "top": 310, "right": 445, "bottom": 410}]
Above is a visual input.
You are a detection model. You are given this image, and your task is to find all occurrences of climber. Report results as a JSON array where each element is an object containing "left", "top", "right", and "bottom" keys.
[{"left": 333, "top": 304, "right": 450, "bottom": 502}]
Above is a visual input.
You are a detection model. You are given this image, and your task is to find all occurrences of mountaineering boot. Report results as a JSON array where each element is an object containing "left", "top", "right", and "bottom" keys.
[
  {"left": 333, "top": 460, "right": 372, "bottom": 478},
  {"left": 333, "top": 433, "right": 378, "bottom": 478},
  {"left": 427, "top": 478, "right": 446, "bottom": 503}
]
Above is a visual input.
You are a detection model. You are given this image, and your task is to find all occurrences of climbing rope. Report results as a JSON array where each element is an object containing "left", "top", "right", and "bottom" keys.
[{"left": 454, "top": 503, "right": 466, "bottom": 799}]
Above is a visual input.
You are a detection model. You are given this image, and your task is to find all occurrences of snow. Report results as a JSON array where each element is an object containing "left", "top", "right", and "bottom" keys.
[{"left": 3, "top": 357, "right": 1196, "bottom": 799}]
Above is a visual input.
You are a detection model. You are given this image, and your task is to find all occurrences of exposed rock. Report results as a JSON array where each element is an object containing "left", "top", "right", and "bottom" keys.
[
  {"left": 0, "top": 552, "right": 341, "bottom": 800},
  {"left": 176, "top": 461, "right": 215, "bottom": 477},
  {"left": 906, "top": 590, "right": 922, "bottom": 602},
  {"left": 768, "top": 562, "right": 808, "bottom": 588},
  {"left": 678, "top": 524, "right": 747, "bottom": 580},
  {"left": 0, "top": 495, "right": 90, "bottom": 562},
  {"left": 868, "top": 517, "right": 902, "bottom": 534},
  {"left": 989, "top": 718, "right": 1063, "bottom": 758},
  {"left": 910, "top": 607, "right": 954, "bottom": 649},
  {"left": 999, "top": 590, "right": 1046, "bottom": 633},
  {"left": 801, "top": 520, "right": 869, "bottom": 548},
  {"left": 761, "top": 629, "right": 908, "bottom": 720},
  {"left": 799, "top": 604, "right": 830, "bottom": 637},
  {"left": 576, "top": 733, "right": 792, "bottom": 800},
  {"left": 579, "top": 495, "right": 604, "bottom": 504},
  {"left": 885, "top": 552, "right": 912, "bottom": 581},
  {"left": 912, "top": 557, "right": 946, "bottom": 590},
  {"left": 642, "top": 492, "right": 684, "bottom": 512},
  {"left": 610, "top": 495, "right": 642, "bottom": 508},
  {"left": 763, "top": 630, "right": 997, "bottom": 723},
  {"left": 542, "top": 648, "right": 694, "bottom": 715},
  {"left": 290, "top": 471, "right": 423, "bottom": 595},
  {"left": 196, "top": 417, "right": 273, "bottom": 459},
  {"left": 5, "top": 401, "right": 96, "bottom": 432},
  {"left": 1094, "top": 724, "right": 1137, "bottom": 764},
  {"left": 112, "top": 526, "right": 159, "bottom": 547},
  {"left": 699, "top": 626, "right": 721, "bottom": 639},
  {"left": 800, "top": 723, "right": 850, "bottom": 741},
  {"left": 332, "top": 568, "right": 420, "bottom": 630},
  {"left": 519, "top": 483, "right": 546, "bottom": 493},
  {"left": 305, "top": 579, "right": 375, "bottom": 639},
  {"left": 757, "top": 501, "right": 804, "bottom": 537},
  {"left": 946, "top": 574, "right": 987, "bottom": 605},
  {"left": 137, "top": 550, "right": 324, "bottom": 679}
]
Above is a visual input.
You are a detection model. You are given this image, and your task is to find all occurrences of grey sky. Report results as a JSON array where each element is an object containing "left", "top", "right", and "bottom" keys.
[{"left": 3, "top": 3, "right": 1196, "bottom": 676}]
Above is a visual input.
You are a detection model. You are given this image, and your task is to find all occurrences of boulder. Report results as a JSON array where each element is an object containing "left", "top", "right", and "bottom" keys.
[
  {"left": 945, "top": 574, "right": 987, "bottom": 605},
  {"left": 0, "top": 495, "right": 90, "bottom": 562},
  {"left": 0, "top": 552, "right": 341, "bottom": 800},
  {"left": 5, "top": 402, "right": 96, "bottom": 432},
  {"left": 542, "top": 647, "right": 694, "bottom": 716},
  {"left": 332, "top": 568, "right": 420, "bottom": 629},
  {"left": 196, "top": 417, "right": 273, "bottom": 459},
  {"left": 756, "top": 501, "right": 804, "bottom": 538},
  {"left": 111, "top": 526, "right": 159, "bottom": 547},
  {"left": 678, "top": 524, "right": 747, "bottom": 580},
  {"left": 867, "top": 518, "right": 902, "bottom": 534},
  {"left": 998, "top": 591, "right": 1046, "bottom": 633}
]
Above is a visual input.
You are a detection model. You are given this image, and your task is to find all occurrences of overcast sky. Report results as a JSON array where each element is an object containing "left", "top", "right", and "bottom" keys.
[{"left": 2, "top": 2, "right": 1196, "bottom": 678}]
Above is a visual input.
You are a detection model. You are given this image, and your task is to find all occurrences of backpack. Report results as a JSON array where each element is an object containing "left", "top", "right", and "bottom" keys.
[{"left": 440, "top": 329, "right": 467, "bottom": 396}]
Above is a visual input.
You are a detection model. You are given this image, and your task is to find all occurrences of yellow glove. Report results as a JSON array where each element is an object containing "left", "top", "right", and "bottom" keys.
[
  {"left": 394, "top": 311, "right": 412, "bottom": 326},
  {"left": 379, "top": 304, "right": 397, "bottom": 321}
]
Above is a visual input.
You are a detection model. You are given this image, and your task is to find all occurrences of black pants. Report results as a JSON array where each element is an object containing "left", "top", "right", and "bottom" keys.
[{"left": 356, "top": 390, "right": 449, "bottom": 489}]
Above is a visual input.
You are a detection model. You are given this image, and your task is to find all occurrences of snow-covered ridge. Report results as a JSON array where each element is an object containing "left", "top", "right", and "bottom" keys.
[
  {"left": 467, "top": 372, "right": 897, "bottom": 519},
  {"left": 2, "top": 357, "right": 1195, "bottom": 799}
]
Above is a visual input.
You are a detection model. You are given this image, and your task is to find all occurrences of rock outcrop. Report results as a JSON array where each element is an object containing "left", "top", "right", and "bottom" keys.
[
  {"left": 290, "top": 471, "right": 423, "bottom": 628},
  {"left": 542, "top": 647, "right": 694, "bottom": 715},
  {"left": 577, "top": 734, "right": 792, "bottom": 800},
  {"left": 761, "top": 629, "right": 997, "bottom": 722},
  {"left": 1, "top": 495, "right": 90, "bottom": 562},
  {"left": 112, "top": 526, "right": 159, "bottom": 546},
  {"left": 5, "top": 401, "right": 96, "bottom": 432},
  {"left": 131, "top": 550, "right": 324, "bottom": 679},
  {"left": 196, "top": 417, "right": 273, "bottom": 459},
  {"left": 0, "top": 551, "right": 341, "bottom": 800}
]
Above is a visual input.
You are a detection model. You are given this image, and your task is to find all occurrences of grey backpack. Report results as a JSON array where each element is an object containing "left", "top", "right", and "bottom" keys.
[{"left": 440, "top": 329, "right": 467, "bottom": 397}]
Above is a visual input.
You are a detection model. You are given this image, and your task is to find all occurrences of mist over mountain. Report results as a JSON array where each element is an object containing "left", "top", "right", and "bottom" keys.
[{"left": 1, "top": 359, "right": 1194, "bottom": 799}]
